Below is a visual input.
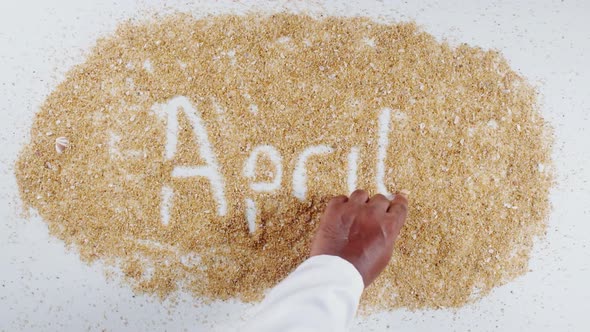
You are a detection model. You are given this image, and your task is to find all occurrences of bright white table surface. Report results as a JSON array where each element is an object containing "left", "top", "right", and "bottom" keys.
[{"left": 1, "top": 1, "right": 589, "bottom": 331}]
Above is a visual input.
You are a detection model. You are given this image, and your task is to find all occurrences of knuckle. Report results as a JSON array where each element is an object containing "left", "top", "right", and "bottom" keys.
[
  {"left": 335, "top": 194, "right": 348, "bottom": 201},
  {"left": 389, "top": 202, "right": 408, "bottom": 215},
  {"left": 371, "top": 193, "right": 388, "bottom": 202},
  {"left": 351, "top": 189, "right": 369, "bottom": 200},
  {"left": 352, "top": 189, "right": 367, "bottom": 196},
  {"left": 328, "top": 195, "right": 348, "bottom": 206},
  {"left": 393, "top": 194, "right": 408, "bottom": 206}
]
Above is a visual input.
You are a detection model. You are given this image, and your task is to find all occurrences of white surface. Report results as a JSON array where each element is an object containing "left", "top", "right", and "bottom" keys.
[{"left": 1, "top": 0, "right": 589, "bottom": 331}]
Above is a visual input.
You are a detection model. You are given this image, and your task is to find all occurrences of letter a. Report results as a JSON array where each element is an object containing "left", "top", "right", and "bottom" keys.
[{"left": 153, "top": 96, "right": 228, "bottom": 219}]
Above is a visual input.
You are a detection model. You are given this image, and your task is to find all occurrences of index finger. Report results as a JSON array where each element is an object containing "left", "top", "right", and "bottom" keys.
[{"left": 383, "top": 194, "right": 408, "bottom": 237}]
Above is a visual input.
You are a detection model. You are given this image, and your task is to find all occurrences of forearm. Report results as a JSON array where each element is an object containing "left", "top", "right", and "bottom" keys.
[{"left": 242, "top": 255, "right": 364, "bottom": 332}]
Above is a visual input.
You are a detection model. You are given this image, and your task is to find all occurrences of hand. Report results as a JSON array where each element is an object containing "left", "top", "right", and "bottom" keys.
[{"left": 310, "top": 189, "right": 408, "bottom": 287}]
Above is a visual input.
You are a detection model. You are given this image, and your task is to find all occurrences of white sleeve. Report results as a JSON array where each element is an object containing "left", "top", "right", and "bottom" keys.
[{"left": 241, "top": 254, "right": 364, "bottom": 332}]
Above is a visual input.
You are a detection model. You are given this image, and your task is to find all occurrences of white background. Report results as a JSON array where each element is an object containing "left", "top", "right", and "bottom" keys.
[{"left": 1, "top": 0, "right": 589, "bottom": 331}]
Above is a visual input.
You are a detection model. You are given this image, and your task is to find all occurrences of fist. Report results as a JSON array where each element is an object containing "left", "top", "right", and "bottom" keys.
[{"left": 310, "top": 189, "right": 408, "bottom": 287}]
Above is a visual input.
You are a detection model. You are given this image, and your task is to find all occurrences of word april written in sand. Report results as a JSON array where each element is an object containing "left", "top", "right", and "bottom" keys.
[{"left": 154, "top": 96, "right": 395, "bottom": 233}]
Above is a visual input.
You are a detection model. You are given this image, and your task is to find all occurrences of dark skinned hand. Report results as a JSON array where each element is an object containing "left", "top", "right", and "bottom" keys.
[{"left": 310, "top": 189, "right": 408, "bottom": 287}]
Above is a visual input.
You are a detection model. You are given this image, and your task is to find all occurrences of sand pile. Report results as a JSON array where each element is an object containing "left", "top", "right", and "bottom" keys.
[{"left": 15, "top": 13, "right": 552, "bottom": 310}]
